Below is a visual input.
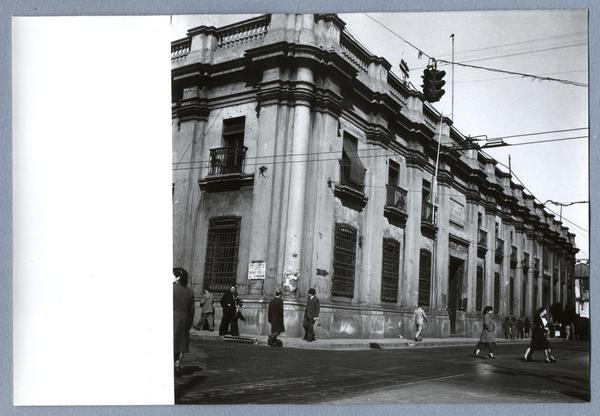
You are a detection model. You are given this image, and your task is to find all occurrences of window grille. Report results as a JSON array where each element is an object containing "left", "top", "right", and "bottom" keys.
[
  {"left": 494, "top": 272, "right": 500, "bottom": 313},
  {"left": 418, "top": 249, "right": 432, "bottom": 306},
  {"left": 204, "top": 216, "right": 241, "bottom": 292},
  {"left": 332, "top": 223, "right": 357, "bottom": 298},
  {"left": 509, "top": 277, "right": 514, "bottom": 314},
  {"left": 522, "top": 281, "right": 527, "bottom": 314},
  {"left": 476, "top": 266, "right": 484, "bottom": 312},
  {"left": 381, "top": 238, "right": 400, "bottom": 303}
]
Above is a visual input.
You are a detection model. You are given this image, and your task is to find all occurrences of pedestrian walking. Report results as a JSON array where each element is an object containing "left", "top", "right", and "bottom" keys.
[
  {"left": 516, "top": 318, "right": 524, "bottom": 339},
  {"left": 229, "top": 286, "right": 244, "bottom": 336},
  {"left": 524, "top": 317, "right": 531, "bottom": 338},
  {"left": 173, "top": 268, "right": 195, "bottom": 376},
  {"left": 218, "top": 284, "right": 238, "bottom": 336},
  {"left": 473, "top": 306, "right": 497, "bottom": 359},
  {"left": 193, "top": 288, "right": 215, "bottom": 331},
  {"left": 268, "top": 290, "right": 285, "bottom": 346},
  {"left": 303, "top": 288, "right": 320, "bottom": 342},
  {"left": 523, "top": 306, "right": 556, "bottom": 364},
  {"left": 413, "top": 304, "right": 429, "bottom": 342},
  {"left": 509, "top": 316, "right": 516, "bottom": 339},
  {"left": 503, "top": 317, "right": 511, "bottom": 339}
]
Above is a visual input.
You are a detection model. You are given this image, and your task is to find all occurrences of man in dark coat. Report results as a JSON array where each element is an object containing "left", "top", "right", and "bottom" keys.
[
  {"left": 173, "top": 268, "right": 195, "bottom": 376},
  {"left": 219, "top": 284, "right": 238, "bottom": 336},
  {"left": 268, "top": 290, "right": 285, "bottom": 346},
  {"left": 303, "top": 288, "right": 320, "bottom": 342}
]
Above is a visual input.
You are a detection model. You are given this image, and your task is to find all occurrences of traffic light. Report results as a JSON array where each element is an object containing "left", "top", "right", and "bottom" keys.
[
  {"left": 421, "top": 66, "right": 446, "bottom": 103},
  {"left": 429, "top": 69, "right": 446, "bottom": 102}
]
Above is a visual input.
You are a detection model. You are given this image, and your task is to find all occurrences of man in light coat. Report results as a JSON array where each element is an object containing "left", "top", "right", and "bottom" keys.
[
  {"left": 193, "top": 288, "right": 215, "bottom": 331},
  {"left": 414, "top": 304, "right": 429, "bottom": 342},
  {"left": 303, "top": 288, "right": 320, "bottom": 342}
]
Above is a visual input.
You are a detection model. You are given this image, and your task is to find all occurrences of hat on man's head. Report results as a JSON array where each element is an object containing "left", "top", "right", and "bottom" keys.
[
  {"left": 275, "top": 290, "right": 282, "bottom": 296},
  {"left": 231, "top": 283, "right": 238, "bottom": 288},
  {"left": 308, "top": 288, "right": 316, "bottom": 295}
]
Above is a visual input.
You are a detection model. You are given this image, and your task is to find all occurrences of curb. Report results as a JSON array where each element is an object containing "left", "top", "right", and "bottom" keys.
[{"left": 191, "top": 332, "right": 532, "bottom": 351}]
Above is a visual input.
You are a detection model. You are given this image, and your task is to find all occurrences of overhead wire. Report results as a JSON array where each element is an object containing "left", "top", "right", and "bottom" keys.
[{"left": 362, "top": 13, "right": 587, "bottom": 87}]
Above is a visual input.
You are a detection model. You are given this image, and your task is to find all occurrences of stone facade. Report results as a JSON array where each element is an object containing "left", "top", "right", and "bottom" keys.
[{"left": 171, "top": 14, "right": 579, "bottom": 339}]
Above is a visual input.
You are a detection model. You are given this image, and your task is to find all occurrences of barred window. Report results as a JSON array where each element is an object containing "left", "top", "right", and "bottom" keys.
[
  {"left": 418, "top": 249, "right": 432, "bottom": 306},
  {"left": 204, "top": 216, "right": 241, "bottom": 292},
  {"left": 381, "top": 238, "right": 400, "bottom": 303},
  {"left": 494, "top": 272, "right": 500, "bottom": 313},
  {"left": 476, "top": 265, "right": 484, "bottom": 312},
  {"left": 509, "top": 277, "right": 515, "bottom": 314},
  {"left": 522, "top": 281, "right": 527, "bottom": 315},
  {"left": 332, "top": 223, "right": 357, "bottom": 298}
]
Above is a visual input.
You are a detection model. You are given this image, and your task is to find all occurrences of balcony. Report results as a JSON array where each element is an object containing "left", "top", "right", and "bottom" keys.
[
  {"left": 477, "top": 229, "right": 488, "bottom": 258},
  {"left": 383, "top": 185, "right": 408, "bottom": 227},
  {"left": 523, "top": 253, "right": 530, "bottom": 272},
  {"left": 420, "top": 201, "right": 438, "bottom": 239},
  {"left": 334, "top": 159, "right": 368, "bottom": 211},
  {"left": 199, "top": 145, "right": 254, "bottom": 191},
  {"left": 495, "top": 238, "right": 504, "bottom": 264},
  {"left": 510, "top": 246, "right": 518, "bottom": 269}
]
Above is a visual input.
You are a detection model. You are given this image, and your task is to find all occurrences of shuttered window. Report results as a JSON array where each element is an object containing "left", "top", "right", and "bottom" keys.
[
  {"left": 332, "top": 223, "right": 357, "bottom": 298},
  {"left": 476, "top": 266, "right": 484, "bottom": 312},
  {"left": 204, "top": 216, "right": 241, "bottom": 292},
  {"left": 381, "top": 238, "right": 400, "bottom": 303},
  {"left": 418, "top": 249, "right": 432, "bottom": 306}
]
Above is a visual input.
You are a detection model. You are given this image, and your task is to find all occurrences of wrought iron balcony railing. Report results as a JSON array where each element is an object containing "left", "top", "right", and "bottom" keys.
[
  {"left": 207, "top": 145, "right": 247, "bottom": 176},
  {"left": 385, "top": 185, "right": 408, "bottom": 212},
  {"left": 495, "top": 238, "right": 504, "bottom": 261},
  {"left": 477, "top": 229, "right": 488, "bottom": 248},
  {"left": 421, "top": 201, "right": 435, "bottom": 224},
  {"left": 339, "top": 159, "right": 365, "bottom": 193}
]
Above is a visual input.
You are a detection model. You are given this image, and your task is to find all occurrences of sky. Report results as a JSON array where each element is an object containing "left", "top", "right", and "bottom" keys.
[{"left": 171, "top": 11, "right": 589, "bottom": 259}]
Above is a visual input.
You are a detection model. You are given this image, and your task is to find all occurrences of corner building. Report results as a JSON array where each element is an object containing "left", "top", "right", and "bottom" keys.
[{"left": 171, "top": 14, "right": 579, "bottom": 339}]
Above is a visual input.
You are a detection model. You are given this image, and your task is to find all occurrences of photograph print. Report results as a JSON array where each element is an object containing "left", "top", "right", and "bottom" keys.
[{"left": 170, "top": 11, "right": 589, "bottom": 404}]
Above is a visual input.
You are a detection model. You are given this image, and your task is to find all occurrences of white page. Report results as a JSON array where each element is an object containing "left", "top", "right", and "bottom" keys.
[{"left": 12, "top": 16, "right": 173, "bottom": 405}]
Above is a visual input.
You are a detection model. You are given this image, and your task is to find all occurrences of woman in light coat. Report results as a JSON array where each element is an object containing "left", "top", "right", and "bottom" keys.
[{"left": 473, "top": 306, "right": 497, "bottom": 359}]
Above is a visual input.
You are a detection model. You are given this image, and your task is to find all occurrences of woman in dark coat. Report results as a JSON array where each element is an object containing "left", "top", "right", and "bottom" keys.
[
  {"left": 523, "top": 306, "right": 556, "bottom": 363},
  {"left": 173, "top": 268, "right": 195, "bottom": 375},
  {"left": 474, "top": 306, "right": 497, "bottom": 359},
  {"left": 268, "top": 290, "right": 285, "bottom": 346}
]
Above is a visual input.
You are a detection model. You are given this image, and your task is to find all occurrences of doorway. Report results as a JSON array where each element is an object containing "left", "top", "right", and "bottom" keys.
[{"left": 448, "top": 256, "right": 465, "bottom": 335}]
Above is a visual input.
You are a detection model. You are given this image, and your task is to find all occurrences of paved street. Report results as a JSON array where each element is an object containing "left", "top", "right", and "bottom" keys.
[{"left": 175, "top": 338, "right": 589, "bottom": 404}]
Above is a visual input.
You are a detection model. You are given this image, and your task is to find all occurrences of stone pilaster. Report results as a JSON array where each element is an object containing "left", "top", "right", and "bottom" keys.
[{"left": 282, "top": 66, "right": 314, "bottom": 296}]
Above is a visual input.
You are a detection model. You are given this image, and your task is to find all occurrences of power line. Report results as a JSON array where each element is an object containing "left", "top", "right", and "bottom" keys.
[
  {"left": 173, "top": 127, "right": 587, "bottom": 167},
  {"left": 436, "top": 60, "right": 587, "bottom": 87},
  {"left": 411, "top": 42, "right": 586, "bottom": 71},
  {"left": 453, "top": 69, "right": 587, "bottom": 85},
  {"left": 407, "top": 31, "right": 587, "bottom": 65},
  {"left": 483, "top": 135, "right": 587, "bottom": 149},
  {"left": 362, "top": 13, "right": 430, "bottom": 59},
  {"left": 487, "top": 127, "right": 587, "bottom": 140}
]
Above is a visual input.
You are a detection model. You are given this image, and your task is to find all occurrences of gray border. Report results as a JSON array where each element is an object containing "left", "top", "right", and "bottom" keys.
[{"left": 0, "top": 1, "right": 596, "bottom": 415}]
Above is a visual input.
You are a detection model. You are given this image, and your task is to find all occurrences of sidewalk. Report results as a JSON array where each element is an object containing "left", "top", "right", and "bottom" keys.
[{"left": 190, "top": 329, "right": 531, "bottom": 351}]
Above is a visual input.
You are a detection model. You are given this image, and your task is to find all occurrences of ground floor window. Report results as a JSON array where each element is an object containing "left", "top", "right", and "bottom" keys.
[
  {"left": 418, "top": 249, "right": 432, "bottom": 306},
  {"left": 381, "top": 238, "right": 400, "bottom": 303},
  {"left": 494, "top": 272, "right": 500, "bottom": 313},
  {"left": 204, "top": 216, "right": 241, "bottom": 292},
  {"left": 476, "top": 265, "right": 484, "bottom": 312},
  {"left": 509, "top": 277, "right": 514, "bottom": 314},
  {"left": 332, "top": 223, "right": 357, "bottom": 298}
]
